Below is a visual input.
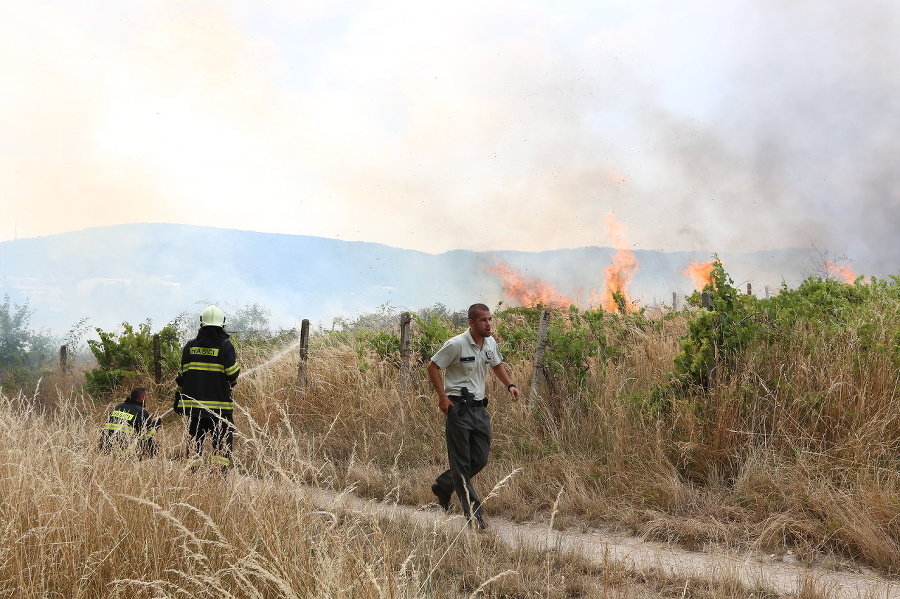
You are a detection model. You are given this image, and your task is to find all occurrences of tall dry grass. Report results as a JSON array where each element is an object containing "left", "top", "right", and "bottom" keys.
[
  {"left": 2, "top": 366, "right": 800, "bottom": 598},
  {"left": 1, "top": 301, "right": 893, "bottom": 597},
  {"left": 216, "top": 308, "right": 900, "bottom": 575},
  {"left": 1, "top": 384, "right": 655, "bottom": 598}
]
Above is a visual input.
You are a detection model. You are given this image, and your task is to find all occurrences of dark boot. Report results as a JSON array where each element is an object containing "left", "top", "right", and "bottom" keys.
[
  {"left": 431, "top": 483, "right": 452, "bottom": 514},
  {"left": 469, "top": 513, "right": 487, "bottom": 531}
]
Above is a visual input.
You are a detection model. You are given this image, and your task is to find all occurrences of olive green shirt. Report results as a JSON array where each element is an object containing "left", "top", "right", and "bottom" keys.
[{"left": 431, "top": 329, "right": 502, "bottom": 398}]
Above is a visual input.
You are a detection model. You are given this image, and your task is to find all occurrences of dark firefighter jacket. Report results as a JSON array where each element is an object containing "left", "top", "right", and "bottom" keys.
[
  {"left": 175, "top": 325, "right": 240, "bottom": 416},
  {"left": 101, "top": 398, "right": 160, "bottom": 449}
]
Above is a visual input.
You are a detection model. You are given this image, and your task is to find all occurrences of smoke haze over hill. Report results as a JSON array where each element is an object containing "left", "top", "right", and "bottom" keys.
[
  {"left": 0, "top": 224, "right": 846, "bottom": 337},
  {"left": 0, "top": 2, "right": 897, "bottom": 272}
]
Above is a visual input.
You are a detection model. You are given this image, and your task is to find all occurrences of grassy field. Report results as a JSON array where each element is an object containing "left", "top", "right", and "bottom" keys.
[
  {"left": 0, "top": 376, "right": 785, "bottom": 598},
  {"left": 2, "top": 278, "right": 899, "bottom": 597}
]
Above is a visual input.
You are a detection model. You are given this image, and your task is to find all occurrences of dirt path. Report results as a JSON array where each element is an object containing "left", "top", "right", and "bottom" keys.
[{"left": 298, "top": 486, "right": 900, "bottom": 599}]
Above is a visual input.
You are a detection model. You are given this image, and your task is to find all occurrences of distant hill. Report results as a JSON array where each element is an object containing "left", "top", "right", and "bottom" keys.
[{"left": 0, "top": 223, "right": 819, "bottom": 336}]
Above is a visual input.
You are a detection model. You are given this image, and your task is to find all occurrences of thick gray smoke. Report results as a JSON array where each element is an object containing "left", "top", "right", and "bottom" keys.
[
  {"left": 0, "top": 1, "right": 897, "bottom": 278},
  {"left": 656, "top": 1, "right": 900, "bottom": 274}
]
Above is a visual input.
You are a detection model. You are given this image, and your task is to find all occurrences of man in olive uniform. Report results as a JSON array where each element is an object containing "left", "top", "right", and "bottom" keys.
[
  {"left": 174, "top": 305, "right": 240, "bottom": 472},
  {"left": 100, "top": 386, "right": 160, "bottom": 458},
  {"left": 427, "top": 303, "right": 520, "bottom": 529}
]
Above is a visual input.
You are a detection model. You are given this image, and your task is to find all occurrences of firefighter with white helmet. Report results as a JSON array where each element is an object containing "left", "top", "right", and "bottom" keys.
[
  {"left": 174, "top": 304, "right": 240, "bottom": 472},
  {"left": 200, "top": 305, "right": 226, "bottom": 327}
]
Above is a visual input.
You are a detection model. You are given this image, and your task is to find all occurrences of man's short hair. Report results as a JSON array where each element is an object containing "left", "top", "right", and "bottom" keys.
[
  {"left": 468, "top": 303, "right": 490, "bottom": 321},
  {"left": 130, "top": 387, "right": 148, "bottom": 402}
]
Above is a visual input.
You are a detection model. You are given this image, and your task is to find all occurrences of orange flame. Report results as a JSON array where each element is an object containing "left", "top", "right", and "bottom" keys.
[
  {"left": 595, "top": 213, "right": 639, "bottom": 312},
  {"left": 825, "top": 260, "right": 856, "bottom": 283},
  {"left": 488, "top": 213, "right": 642, "bottom": 313},
  {"left": 683, "top": 260, "right": 716, "bottom": 290},
  {"left": 488, "top": 263, "right": 576, "bottom": 308}
]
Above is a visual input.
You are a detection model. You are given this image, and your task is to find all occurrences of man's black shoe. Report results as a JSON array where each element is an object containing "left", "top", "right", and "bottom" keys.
[
  {"left": 431, "top": 483, "right": 452, "bottom": 514},
  {"left": 470, "top": 514, "right": 488, "bottom": 531}
]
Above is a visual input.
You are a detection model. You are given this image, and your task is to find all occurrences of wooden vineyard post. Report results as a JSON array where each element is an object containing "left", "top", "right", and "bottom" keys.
[
  {"left": 59, "top": 345, "right": 68, "bottom": 374},
  {"left": 153, "top": 334, "right": 162, "bottom": 384},
  {"left": 529, "top": 309, "right": 551, "bottom": 405},
  {"left": 399, "top": 312, "right": 412, "bottom": 398},
  {"left": 296, "top": 319, "right": 310, "bottom": 391}
]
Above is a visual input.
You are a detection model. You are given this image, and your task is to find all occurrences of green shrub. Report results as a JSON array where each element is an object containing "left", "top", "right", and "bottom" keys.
[
  {"left": 85, "top": 321, "right": 182, "bottom": 396},
  {"left": 413, "top": 309, "right": 463, "bottom": 365},
  {"left": 673, "top": 258, "right": 764, "bottom": 387}
]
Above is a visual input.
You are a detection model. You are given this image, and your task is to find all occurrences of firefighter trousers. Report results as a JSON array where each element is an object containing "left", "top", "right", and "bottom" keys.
[{"left": 188, "top": 411, "right": 234, "bottom": 468}]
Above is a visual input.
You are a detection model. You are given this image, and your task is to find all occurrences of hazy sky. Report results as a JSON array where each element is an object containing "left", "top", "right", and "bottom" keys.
[{"left": 3, "top": 0, "right": 898, "bottom": 271}]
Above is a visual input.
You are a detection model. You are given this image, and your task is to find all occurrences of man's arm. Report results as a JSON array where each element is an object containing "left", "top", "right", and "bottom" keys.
[
  {"left": 139, "top": 409, "right": 162, "bottom": 438},
  {"left": 134, "top": 408, "right": 157, "bottom": 438},
  {"left": 427, "top": 360, "right": 453, "bottom": 415},
  {"left": 491, "top": 363, "right": 520, "bottom": 402}
]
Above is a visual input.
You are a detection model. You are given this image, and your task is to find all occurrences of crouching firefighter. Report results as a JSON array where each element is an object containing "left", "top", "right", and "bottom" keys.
[
  {"left": 100, "top": 386, "right": 161, "bottom": 459},
  {"left": 174, "top": 305, "right": 241, "bottom": 473}
]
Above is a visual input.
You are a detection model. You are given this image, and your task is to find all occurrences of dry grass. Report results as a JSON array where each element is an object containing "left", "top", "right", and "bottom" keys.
[
  {"left": 0, "top": 382, "right": 791, "bottom": 599},
  {"left": 222, "top": 313, "right": 900, "bottom": 577},
  {"left": 223, "top": 318, "right": 900, "bottom": 572},
  {"left": 2, "top": 306, "right": 896, "bottom": 597},
  {"left": 0, "top": 389, "right": 612, "bottom": 598}
]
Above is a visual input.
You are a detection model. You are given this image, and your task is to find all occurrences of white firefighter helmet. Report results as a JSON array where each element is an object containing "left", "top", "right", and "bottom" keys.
[{"left": 200, "top": 305, "right": 226, "bottom": 327}]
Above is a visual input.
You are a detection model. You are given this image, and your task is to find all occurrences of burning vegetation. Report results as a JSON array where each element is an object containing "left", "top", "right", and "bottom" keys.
[
  {"left": 488, "top": 213, "right": 712, "bottom": 313},
  {"left": 683, "top": 260, "right": 716, "bottom": 290},
  {"left": 596, "top": 213, "right": 639, "bottom": 312},
  {"left": 487, "top": 213, "right": 643, "bottom": 313},
  {"left": 824, "top": 260, "right": 856, "bottom": 283},
  {"left": 486, "top": 263, "right": 575, "bottom": 309}
]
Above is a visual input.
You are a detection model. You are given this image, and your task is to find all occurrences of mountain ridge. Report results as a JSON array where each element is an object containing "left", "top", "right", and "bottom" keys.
[{"left": 0, "top": 223, "right": 815, "bottom": 335}]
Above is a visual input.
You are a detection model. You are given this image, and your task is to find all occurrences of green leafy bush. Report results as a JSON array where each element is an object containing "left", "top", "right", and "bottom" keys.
[
  {"left": 412, "top": 311, "right": 461, "bottom": 365},
  {"left": 495, "top": 305, "right": 632, "bottom": 393},
  {"left": 673, "top": 259, "right": 764, "bottom": 387},
  {"left": 85, "top": 321, "right": 182, "bottom": 396}
]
